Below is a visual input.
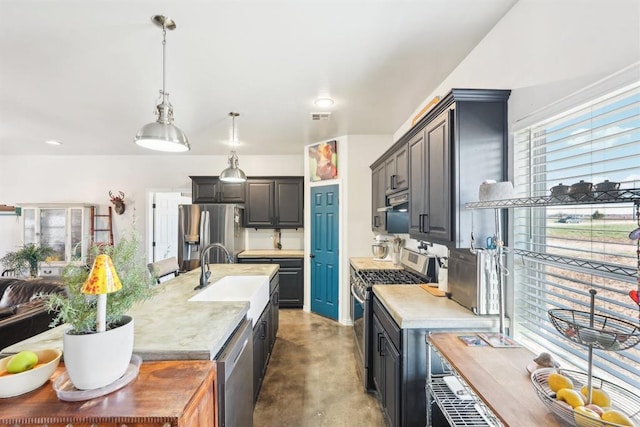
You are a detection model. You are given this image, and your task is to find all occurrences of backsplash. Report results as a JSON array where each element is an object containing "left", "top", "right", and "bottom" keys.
[{"left": 246, "top": 228, "right": 304, "bottom": 250}]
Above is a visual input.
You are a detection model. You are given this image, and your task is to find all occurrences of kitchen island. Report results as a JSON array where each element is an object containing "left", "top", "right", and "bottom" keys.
[
  {"left": 0, "top": 264, "right": 278, "bottom": 426},
  {"left": 2, "top": 264, "right": 277, "bottom": 360}
]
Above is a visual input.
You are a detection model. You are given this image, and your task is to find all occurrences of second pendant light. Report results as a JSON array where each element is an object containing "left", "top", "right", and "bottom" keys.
[{"left": 219, "top": 112, "right": 247, "bottom": 183}]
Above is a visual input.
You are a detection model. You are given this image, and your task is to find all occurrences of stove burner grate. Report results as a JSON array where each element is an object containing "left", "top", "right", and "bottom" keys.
[{"left": 357, "top": 269, "right": 430, "bottom": 286}]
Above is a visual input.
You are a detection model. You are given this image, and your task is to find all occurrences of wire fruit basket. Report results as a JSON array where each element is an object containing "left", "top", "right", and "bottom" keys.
[
  {"left": 531, "top": 368, "right": 640, "bottom": 427},
  {"left": 548, "top": 309, "right": 640, "bottom": 351}
]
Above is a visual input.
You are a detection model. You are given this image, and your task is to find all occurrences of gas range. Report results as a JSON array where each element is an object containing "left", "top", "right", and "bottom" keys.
[
  {"left": 350, "top": 249, "right": 436, "bottom": 301},
  {"left": 350, "top": 248, "right": 437, "bottom": 392}
]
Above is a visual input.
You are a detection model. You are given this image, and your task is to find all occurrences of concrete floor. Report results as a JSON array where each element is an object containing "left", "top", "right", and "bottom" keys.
[{"left": 253, "top": 309, "right": 386, "bottom": 427}]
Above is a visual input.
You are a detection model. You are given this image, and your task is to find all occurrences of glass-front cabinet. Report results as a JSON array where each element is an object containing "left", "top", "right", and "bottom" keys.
[{"left": 20, "top": 204, "right": 93, "bottom": 277}]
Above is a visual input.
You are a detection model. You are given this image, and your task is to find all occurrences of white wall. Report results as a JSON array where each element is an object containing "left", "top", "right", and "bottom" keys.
[
  {"left": 395, "top": 0, "right": 640, "bottom": 141},
  {"left": 0, "top": 154, "right": 303, "bottom": 257}
]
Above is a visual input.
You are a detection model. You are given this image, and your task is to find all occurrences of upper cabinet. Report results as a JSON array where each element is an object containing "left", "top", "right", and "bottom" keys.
[
  {"left": 371, "top": 89, "right": 510, "bottom": 247},
  {"left": 408, "top": 109, "right": 451, "bottom": 243},
  {"left": 408, "top": 89, "right": 510, "bottom": 247},
  {"left": 371, "top": 143, "right": 409, "bottom": 232},
  {"left": 245, "top": 177, "right": 304, "bottom": 229},
  {"left": 371, "top": 164, "right": 387, "bottom": 232},
  {"left": 384, "top": 143, "right": 409, "bottom": 195},
  {"left": 191, "top": 176, "right": 245, "bottom": 204}
]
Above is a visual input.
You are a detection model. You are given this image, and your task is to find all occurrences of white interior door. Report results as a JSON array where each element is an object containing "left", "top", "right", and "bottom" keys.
[{"left": 152, "top": 192, "right": 190, "bottom": 262}]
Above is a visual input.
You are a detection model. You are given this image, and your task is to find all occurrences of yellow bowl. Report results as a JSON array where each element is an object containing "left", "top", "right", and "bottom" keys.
[{"left": 0, "top": 349, "right": 62, "bottom": 398}]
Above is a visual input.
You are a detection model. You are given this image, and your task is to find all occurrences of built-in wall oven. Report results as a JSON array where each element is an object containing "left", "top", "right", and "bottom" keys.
[{"left": 350, "top": 249, "right": 436, "bottom": 391}]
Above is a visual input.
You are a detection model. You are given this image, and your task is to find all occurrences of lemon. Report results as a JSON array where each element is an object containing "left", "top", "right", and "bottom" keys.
[
  {"left": 580, "top": 385, "right": 611, "bottom": 408},
  {"left": 548, "top": 372, "right": 574, "bottom": 392},
  {"left": 601, "top": 409, "right": 634, "bottom": 426}
]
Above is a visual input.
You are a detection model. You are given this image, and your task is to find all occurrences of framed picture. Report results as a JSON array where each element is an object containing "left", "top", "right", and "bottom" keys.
[{"left": 308, "top": 140, "right": 338, "bottom": 182}]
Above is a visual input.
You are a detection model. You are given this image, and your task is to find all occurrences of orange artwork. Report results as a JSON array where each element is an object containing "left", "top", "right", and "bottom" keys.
[{"left": 308, "top": 140, "right": 338, "bottom": 181}]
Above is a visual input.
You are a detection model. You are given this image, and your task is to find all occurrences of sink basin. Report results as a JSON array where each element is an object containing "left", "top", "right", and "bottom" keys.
[{"left": 188, "top": 275, "right": 270, "bottom": 326}]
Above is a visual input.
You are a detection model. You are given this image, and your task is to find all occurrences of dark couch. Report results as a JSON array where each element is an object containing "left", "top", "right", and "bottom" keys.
[{"left": 0, "top": 278, "right": 67, "bottom": 351}]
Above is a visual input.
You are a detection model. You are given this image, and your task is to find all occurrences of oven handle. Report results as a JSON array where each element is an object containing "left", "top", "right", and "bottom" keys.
[{"left": 350, "top": 283, "right": 366, "bottom": 305}]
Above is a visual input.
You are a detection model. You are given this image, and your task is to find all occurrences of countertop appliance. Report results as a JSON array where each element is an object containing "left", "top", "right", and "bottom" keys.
[
  {"left": 215, "top": 317, "right": 253, "bottom": 427},
  {"left": 178, "top": 204, "right": 245, "bottom": 272},
  {"left": 447, "top": 248, "right": 500, "bottom": 315},
  {"left": 350, "top": 248, "right": 437, "bottom": 391}
]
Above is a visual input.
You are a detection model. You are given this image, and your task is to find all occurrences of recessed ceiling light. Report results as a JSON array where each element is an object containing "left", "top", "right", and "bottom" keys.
[
  {"left": 314, "top": 97, "right": 334, "bottom": 107},
  {"left": 45, "top": 140, "right": 62, "bottom": 146}
]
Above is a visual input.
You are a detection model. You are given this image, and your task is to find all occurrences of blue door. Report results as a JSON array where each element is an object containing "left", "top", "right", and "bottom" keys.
[{"left": 310, "top": 184, "right": 339, "bottom": 320}]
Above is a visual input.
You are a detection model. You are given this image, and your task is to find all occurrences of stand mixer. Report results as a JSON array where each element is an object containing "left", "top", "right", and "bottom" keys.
[{"left": 372, "top": 235, "right": 392, "bottom": 261}]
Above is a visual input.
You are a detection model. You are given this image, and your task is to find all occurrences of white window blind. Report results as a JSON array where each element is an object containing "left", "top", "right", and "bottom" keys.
[{"left": 512, "top": 82, "right": 640, "bottom": 393}]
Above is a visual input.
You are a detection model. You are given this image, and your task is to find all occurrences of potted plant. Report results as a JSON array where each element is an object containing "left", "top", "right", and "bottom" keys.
[
  {"left": 0, "top": 243, "right": 56, "bottom": 278},
  {"left": 45, "top": 230, "right": 157, "bottom": 390}
]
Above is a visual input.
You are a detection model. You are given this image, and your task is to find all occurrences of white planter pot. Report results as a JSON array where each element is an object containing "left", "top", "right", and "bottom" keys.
[{"left": 63, "top": 315, "right": 134, "bottom": 390}]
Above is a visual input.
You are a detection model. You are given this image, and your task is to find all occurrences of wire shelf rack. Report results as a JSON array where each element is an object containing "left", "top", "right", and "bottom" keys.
[
  {"left": 465, "top": 189, "right": 640, "bottom": 209},
  {"left": 549, "top": 309, "right": 640, "bottom": 351},
  {"left": 513, "top": 249, "right": 638, "bottom": 279},
  {"left": 428, "top": 377, "right": 503, "bottom": 427}
]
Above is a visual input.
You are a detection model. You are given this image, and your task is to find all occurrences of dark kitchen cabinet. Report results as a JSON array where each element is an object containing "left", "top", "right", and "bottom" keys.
[
  {"left": 238, "top": 257, "right": 304, "bottom": 308},
  {"left": 371, "top": 163, "right": 386, "bottom": 232},
  {"left": 408, "top": 109, "right": 451, "bottom": 243},
  {"left": 384, "top": 143, "right": 409, "bottom": 194},
  {"left": 372, "top": 313, "right": 400, "bottom": 427},
  {"left": 190, "top": 176, "right": 245, "bottom": 203},
  {"left": 245, "top": 177, "right": 304, "bottom": 228},
  {"left": 253, "top": 302, "right": 270, "bottom": 403},
  {"left": 406, "top": 89, "right": 510, "bottom": 248},
  {"left": 252, "top": 273, "right": 280, "bottom": 402}
]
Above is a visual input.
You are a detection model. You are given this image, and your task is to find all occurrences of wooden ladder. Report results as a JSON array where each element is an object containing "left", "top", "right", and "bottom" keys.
[{"left": 90, "top": 206, "right": 114, "bottom": 250}]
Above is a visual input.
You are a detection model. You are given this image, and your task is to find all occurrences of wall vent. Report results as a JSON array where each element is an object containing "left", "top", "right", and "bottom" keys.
[{"left": 310, "top": 112, "right": 332, "bottom": 121}]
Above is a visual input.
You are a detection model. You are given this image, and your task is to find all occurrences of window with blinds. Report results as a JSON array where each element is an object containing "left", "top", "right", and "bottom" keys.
[{"left": 512, "top": 82, "right": 640, "bottom": 393}]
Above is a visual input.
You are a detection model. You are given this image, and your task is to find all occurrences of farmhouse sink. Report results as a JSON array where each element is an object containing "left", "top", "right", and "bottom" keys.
[{"left": 188, "top": 275, "right": 270, "bottom": 326}]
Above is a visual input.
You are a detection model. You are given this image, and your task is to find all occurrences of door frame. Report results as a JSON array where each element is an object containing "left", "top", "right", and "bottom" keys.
[
  {"left": 304, "top": 179, "right": 347, "bottom": 323},
  {"left": 145, "top": 189, "right": 191, "bottom": 265}
]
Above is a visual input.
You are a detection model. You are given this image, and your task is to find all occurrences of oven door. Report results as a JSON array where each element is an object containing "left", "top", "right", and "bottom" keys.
[{"left": 350, "top": 270, "right": 372, "bottom": 391}]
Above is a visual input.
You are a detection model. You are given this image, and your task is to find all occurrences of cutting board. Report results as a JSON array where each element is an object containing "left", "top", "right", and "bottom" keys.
[{"left": 420, "top": 284, "right": 446, "bottom": 297}]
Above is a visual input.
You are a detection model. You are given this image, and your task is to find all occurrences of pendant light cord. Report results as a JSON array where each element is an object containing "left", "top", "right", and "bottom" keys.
[{"left": 162, "top": 26, "right": 167, "bottom": 99}]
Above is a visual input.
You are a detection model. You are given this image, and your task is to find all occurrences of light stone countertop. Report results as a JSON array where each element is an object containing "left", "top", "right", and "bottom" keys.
[
  {"left": 350, "top": 257, "right": 402, "bottom": 271},
  {"left": 2, "top": 264, "right": 278, "bottom": 361},
  {"left": 373, "top": 285, "right": 503, "bottom": 330},
  {"left": 238, "top": 249, "right": 304, "bottom": 258}
]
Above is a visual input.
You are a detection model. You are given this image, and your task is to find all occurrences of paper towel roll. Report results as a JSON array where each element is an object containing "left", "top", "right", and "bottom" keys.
[{"left": 479, "top": 181, "right": 513, "bottom": 201}]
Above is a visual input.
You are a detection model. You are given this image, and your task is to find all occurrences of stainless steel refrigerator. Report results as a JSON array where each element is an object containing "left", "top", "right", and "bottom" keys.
[{"left": 178, "top": 204, "right": 246, "bottom": 272}]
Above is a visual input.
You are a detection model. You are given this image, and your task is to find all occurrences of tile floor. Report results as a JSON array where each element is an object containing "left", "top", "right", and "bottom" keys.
[{"left": 253, "top": 309, "right": 386, "bottom": 427}]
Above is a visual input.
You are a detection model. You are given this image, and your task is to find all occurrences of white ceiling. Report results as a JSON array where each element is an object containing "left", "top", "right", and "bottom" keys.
[{"left": 0, "top": 0, "right": 518, "bottom": 156}]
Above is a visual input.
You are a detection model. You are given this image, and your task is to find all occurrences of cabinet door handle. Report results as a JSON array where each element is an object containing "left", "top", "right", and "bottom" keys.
[
  {"left": 378, "top": 334, "right": 386, "bottom": 356},
  {"left": 260, "top": 320, "right": 267, "bottom": 339},
  {"left": 373, "top": 215, "right": 380, "bottom": 228},
  {"left": 390, "top": 174, "right": 396, "bottom": 190},
  {"left": 309, "top": 253, "right": 315, "bottom": 258},
  {"left": 420, "top": 213, "right": 429, "bottom": 233}
]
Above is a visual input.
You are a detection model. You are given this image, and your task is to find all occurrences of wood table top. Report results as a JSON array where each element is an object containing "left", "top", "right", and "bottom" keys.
[
  {"left": 0, "top": 360, "right": 216, "bottom": 424},
  {"left": 429, "top": 333, "right": 563, "bottom": 427}
]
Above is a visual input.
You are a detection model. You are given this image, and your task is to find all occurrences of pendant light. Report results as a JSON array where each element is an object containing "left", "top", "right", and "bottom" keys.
[
  {"left": 219, "top": 112, "right": 247, "bottom": 183},
  {"left": 134, "top": 15, "right": 190, "bottom": 152}
]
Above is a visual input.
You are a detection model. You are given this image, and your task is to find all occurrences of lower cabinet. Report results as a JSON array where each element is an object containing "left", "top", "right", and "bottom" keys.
[
  {"left": 238, "top": 257, "right": 303, "bottom": 308},
  {"left": 372, "top": 304, "right": 401, "bottom": 427},
  {"left": 252, "top": 273, "right": 280, "bottom": 402},
  {"left": 253, "top": 302, "right": 271, "bottom": 402}
]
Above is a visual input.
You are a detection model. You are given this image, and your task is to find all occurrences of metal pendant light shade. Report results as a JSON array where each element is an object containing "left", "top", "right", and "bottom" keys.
[
  {"left": 220, "top": 151, "right": 247, "bottom": 183},
  {"left": 219, "top": 112, "right": 247, "bottom": 182},
  {"left": 134, "top": 15, "right": 190, "bottom": 152}
]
